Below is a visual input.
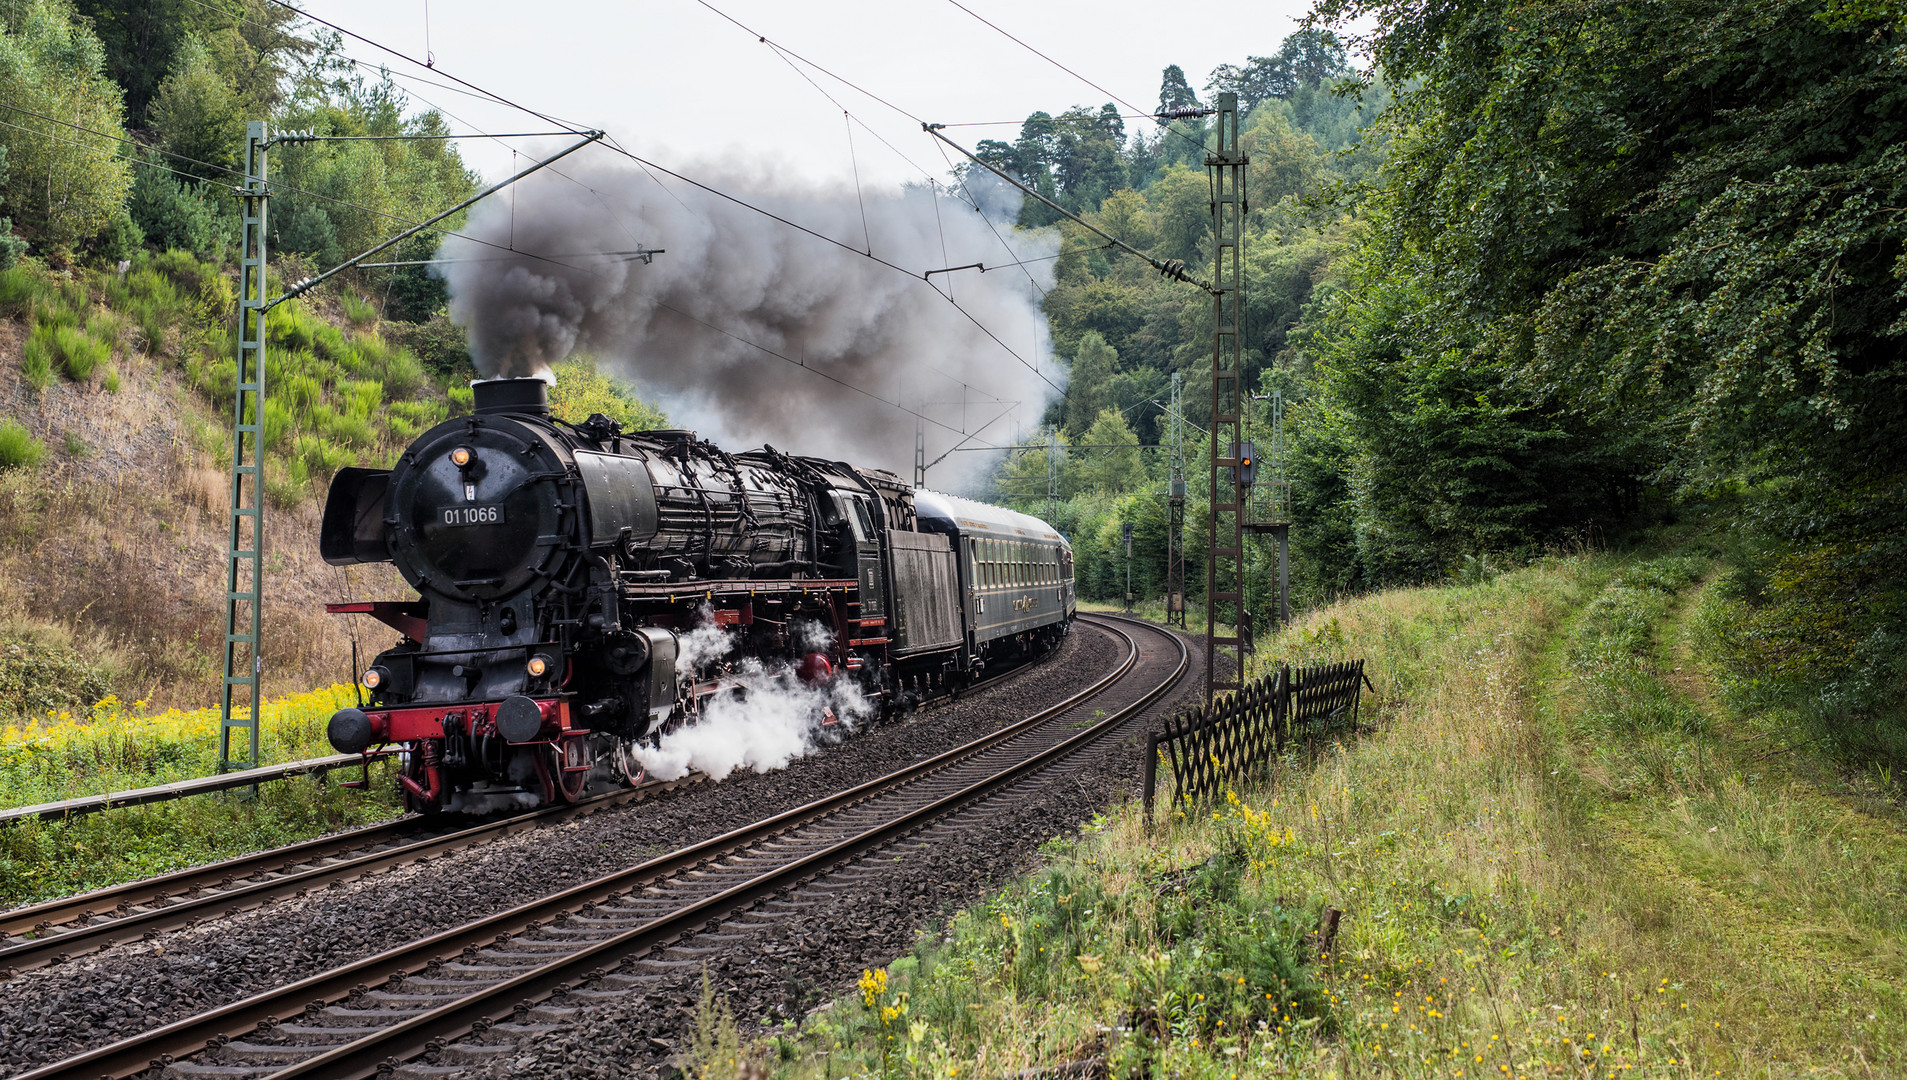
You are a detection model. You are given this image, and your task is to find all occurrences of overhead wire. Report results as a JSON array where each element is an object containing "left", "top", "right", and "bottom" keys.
[
  {"left": 283, "top": 0, "right": 1068, "bottom": 407},
  {"left": 595, "top": 142, "right": 1068, "bottom": 402},
  {"left": 143, "top": 0, "right": 1065, "bottom": 440},
  {"left": 648, "top": 300, "right": 1007, "bottom": 448},
  {"left": 689, "top": 0, "right": 1054, "bottom": 317},
  {"left": 939, "top": 0, "right": 1212, "bottom": 155},
  {"left": 261, "top": 0, "right": 590, "bottom": 133}
]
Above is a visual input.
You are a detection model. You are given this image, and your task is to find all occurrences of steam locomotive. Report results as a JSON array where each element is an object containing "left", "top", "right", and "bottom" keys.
[{"left": 320, "top": 377, "right": 1075, "bottom": 813}]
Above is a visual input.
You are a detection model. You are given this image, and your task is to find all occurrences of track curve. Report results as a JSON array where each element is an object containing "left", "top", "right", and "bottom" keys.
[{"left": 9, "top": 616, "right": 1185, "bottom": 1080}]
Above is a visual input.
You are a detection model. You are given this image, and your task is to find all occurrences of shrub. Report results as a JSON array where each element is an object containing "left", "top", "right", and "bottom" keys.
[
  {"left": 62, "top": 431, "right": 85, "bottom": 457},
  {"left": 341, "top": 293, "right": 377, "bottom": 326},
  {"left": 0, "top": 633, "right": 111, "bottom": 720},
  {"left": 33, "top": 300, "right": 76, "bottom": 330},
  {"left": 53, "top": 326, "right": 108, "bottom": 380},
  {"left": 128, "top": 164, "right": 217, "bottom": 257},
  {"left": 294, "top": 434, "right": 353, "bottom": 487},
  {"left": 102, "top": 367, "right": 119, "bottom": 394},
  {"left": 0, "top": 265, "right": 42, "bottom": 311},
  {"left": 95, "top": 207, "right": 143, "bottom": 263},
  {"left": 149, "top": 250, "right": 216, "bottom": 308},
  {"left": 377, "top": 233, "right": 447, "bottom": 322},
  {"left": 277, "top": 203, "right": 342, "bottom": 268},
  {"left": 136, "top": 308, "right": 167, "bottom": 354},
  {"left": 261, "top": 399, "right": 294, "bottom": 451},
  {"left": 21, "top": 326, "right": 54, "bottom": 389},
  {"left": 387, "top": 312, "right": 472, "bottom": 375},
  {"left": 285, "top": 373, "right": 322, "bottom": 412},
  {"left": 0, "top": 421, "right": 44, "bottom": 469},
  {"left": 84, "top": 310, "right": 123, "bottom": 348}
]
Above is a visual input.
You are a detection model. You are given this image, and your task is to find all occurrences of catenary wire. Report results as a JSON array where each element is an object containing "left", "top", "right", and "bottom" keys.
[
  {"left": 262, "top": 0, "right": 591, "bottom": 133},
  {"left": 0, "top": 100, "right": 594, "bottom": 273},
  {"left": 246, "top": 0, "right": 1067, "bottom": 405},
  {"left": 127, "top": 3, "right": 1060, "bottom": 436},
  {"left": 357, "top": 56, "right": 1038, "bottom": 434},
  {"left": 939, "top": 0, "right": 1210, "bottom": 154},
  {"left": 595, "top": 142, "right": 1068, "bottom": 402},
  {"left": 649, "top": 300, "right": 1007, "bottom": 448},
  {"left": 687, "top": 2, "right": 1054, "bottom": 310}
]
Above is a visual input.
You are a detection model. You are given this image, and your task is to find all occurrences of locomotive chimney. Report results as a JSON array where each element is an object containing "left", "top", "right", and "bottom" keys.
[{"left": 471, "top": 377, "right": 550, "bottom": 416}]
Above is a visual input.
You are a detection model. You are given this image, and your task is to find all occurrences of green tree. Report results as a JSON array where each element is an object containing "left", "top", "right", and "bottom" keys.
[
  {"left": 127, "top": 152, "right": 218, "bottom": 256},
  {"left": 1149, "top": 165, "right": 1209, "bottom": 265},
  {"left": 1157, "top": 64, "right": 1200, "bottom": 115},
  {"left": 1064, "top": 331, "right": 1117, "bottom": 437},
  {"left": 150, "top": 34, "right": 242, "bottom": 179},
  {"left": 991, "top": 430, "right": 1066, "bottom": 509},
  {"left": 77, "top": 0, "right": 305, "bottom": 122},
  {"left": 1074, "top": 408, "right": 1143, "bottom": 495},
  {"left": 0, "top": 0, "right": 134, "bottom": 255},
  {"left": 0, "top": 145, "right": 26, "bottom": 269},
  {"left": 1309, "top": 0, "right": 1905, "bottom": 559},
  {"left": 268, "top": 51, "right": 477, "bottom": 278}
]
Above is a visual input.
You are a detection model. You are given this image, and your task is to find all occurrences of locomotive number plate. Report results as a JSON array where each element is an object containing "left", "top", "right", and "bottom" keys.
[{"left": 441, "top": 505, "right": 505, "bottom": 526}]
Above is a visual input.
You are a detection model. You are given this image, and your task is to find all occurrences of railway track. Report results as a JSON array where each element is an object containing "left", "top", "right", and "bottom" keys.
[
  {"left": 0, "top": 631, "right": 1061, "bottom": 978},
  {"left": 0, "top": 775, "right": 706, "bottom": 978},
  {"left": 16, "top": 614, "right": 1184, "bottom": 1080}
]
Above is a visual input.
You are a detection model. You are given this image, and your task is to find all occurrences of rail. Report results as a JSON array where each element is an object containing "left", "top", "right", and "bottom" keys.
[
  {"left": 17, "top": 615, "right": 1182, "bottom": 1080},
  {"left": 0, "top": 752, "right": 394, "bottom": 827}
]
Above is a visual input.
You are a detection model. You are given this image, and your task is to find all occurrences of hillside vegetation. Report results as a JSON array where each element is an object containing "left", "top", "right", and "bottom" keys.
[{"left": 0, "top": 248, "right": 662, "bottom": 719}]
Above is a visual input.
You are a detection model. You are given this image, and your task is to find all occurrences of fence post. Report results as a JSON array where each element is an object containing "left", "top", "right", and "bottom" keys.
[{"left": 1143, "top": 731, "right": 1160, "bottom": 831}]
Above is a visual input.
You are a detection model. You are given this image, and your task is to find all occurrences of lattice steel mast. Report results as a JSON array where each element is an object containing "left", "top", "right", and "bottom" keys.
[
  {"left": 220, "top": 121, "right": 271, "bottom": 773},
  {"left": 218, "top": 126, "right": 605, "bottom": 773},
  {"left": 1205, "top": 92, "right": 1247, "bottom": 705},
  {"left": 1164, "top": 371, "right": 1187, "bottom": 628}
]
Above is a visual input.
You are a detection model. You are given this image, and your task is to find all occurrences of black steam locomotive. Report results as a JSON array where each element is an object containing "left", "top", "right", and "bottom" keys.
[{"left": 320, "top": 377, "right": 1074, "bottom": 812}]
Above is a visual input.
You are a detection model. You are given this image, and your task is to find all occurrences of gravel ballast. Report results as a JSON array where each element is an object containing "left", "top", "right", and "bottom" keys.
[{"left": 0, "top": 627, "right": 1128, "bottom": 1076}]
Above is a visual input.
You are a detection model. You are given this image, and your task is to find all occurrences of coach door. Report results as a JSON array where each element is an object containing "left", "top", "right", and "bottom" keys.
[{"left": 846, "top": 494, "right": 885, "bottom": 622}]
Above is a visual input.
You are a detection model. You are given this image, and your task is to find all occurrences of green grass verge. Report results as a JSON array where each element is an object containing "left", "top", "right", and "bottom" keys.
[{"left": 724, "top": 549, "right": 1906, "bottom": 1080}]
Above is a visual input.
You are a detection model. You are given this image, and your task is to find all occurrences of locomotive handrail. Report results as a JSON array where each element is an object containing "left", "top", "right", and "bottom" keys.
[{"left": 0, "top": 751, "right": 396, "bottom": 827}]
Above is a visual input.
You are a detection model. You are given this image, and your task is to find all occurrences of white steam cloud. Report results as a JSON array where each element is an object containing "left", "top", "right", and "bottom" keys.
[
  {"left": 634, "top": 656, "right": 873, "bottom": 782},
  {"left": 440, "top": 160, "right": 1059, "bottom": 474}
]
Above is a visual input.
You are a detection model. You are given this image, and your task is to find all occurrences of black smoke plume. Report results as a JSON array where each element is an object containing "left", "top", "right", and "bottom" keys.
[{"left": 439, "top": 160, "right": 1057, "bottom": 474}]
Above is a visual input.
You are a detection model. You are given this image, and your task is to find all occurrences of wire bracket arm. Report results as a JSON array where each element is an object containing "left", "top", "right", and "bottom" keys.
[
  {"left": 267, "top": 130, "right": 605, "bottom": 308},
  {"left": 924, "top": 124, "right": 1216, "bottom": 294}
]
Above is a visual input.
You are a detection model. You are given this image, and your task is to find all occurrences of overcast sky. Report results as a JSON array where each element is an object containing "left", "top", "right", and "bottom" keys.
[{"left": 303, "top": 0, "right": 1323, "bottom": 190}]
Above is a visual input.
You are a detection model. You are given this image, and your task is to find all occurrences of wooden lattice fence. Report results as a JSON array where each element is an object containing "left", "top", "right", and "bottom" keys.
[{"left": 1143, "top": 659, "right": 1370, "bottom": 822}]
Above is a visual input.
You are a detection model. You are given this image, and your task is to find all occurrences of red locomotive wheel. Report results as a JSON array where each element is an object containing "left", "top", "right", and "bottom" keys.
[{"left": 535, "top": 743, "right": 590, "bottom": 804}]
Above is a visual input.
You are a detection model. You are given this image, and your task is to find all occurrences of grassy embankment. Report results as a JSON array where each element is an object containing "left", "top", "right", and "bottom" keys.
[
  {"left": 0, "top": 252, "right": 665, "bottom": 907},
  {"left": 719, "top": 548, "right": 1906, "bottom": 1079}
]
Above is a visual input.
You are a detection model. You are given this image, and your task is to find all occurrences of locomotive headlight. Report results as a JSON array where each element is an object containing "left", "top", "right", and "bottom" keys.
[
  {"left": 362, "top": 665, "right": 389, "bottom": 690},
  {"left": 527, "top": 655, "right": 551, "bottom": 678},
  {"left": 449, "top": 446, "right": 473, "bottom": 468}
]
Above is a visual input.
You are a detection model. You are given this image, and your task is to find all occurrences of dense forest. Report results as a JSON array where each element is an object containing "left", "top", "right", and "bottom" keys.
[
  {"left": 0, "top": 0, "right": 1901, "bottom": 772},
  {"left": 0, "top": 0, "right": 472, "bottom": 318},
  {"left": 962, "top": 3, "right": 1904, "bottom": 775}
]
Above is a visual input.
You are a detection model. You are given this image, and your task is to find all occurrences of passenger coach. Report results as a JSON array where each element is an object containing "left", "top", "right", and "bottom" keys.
[{"left": 915, "top": 491, "right": 1074, "bottom": 666}]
